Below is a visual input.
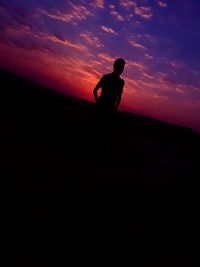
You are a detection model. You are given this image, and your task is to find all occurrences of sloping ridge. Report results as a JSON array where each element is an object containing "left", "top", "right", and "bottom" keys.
[{"left": 1, "top": 67, "right": 198, "bottom": 138}]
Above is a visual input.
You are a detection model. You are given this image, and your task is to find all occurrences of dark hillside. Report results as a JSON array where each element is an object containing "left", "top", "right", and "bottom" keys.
[{"left": 1, "top": 68, "right": 200, "bottom": 266}]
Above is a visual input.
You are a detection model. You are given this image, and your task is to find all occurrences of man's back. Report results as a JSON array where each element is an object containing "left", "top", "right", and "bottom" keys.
[{"left": 97, "top": 73, "right": 124, "bottom": 110}]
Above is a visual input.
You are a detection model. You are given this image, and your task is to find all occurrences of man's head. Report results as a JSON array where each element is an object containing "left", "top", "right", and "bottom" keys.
[{"left": 113, "top": 58, "right": 126, "bottom": 76}]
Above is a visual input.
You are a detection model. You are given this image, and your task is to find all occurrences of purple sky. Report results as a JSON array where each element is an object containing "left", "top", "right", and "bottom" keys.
[{"left": 0, "top": 0, "right": 200, "bottom": 132}]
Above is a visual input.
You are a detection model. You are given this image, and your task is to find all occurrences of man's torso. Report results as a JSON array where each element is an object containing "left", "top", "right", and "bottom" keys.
[{"left": 98, "top": 73, "right": 124, "bottom": 108}]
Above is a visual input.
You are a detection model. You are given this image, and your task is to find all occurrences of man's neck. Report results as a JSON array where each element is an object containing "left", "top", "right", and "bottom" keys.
[{"left": 112, "top": 71, "right": 120, "bottom": 77}]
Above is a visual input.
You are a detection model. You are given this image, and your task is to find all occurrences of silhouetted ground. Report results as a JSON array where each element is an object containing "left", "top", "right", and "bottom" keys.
[{"left": 1, "top": 68, "right": 200, "bottom": 266}]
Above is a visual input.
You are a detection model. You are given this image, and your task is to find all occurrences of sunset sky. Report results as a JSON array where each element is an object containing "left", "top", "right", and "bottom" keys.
[{"left": 0, "top": 0, "right": 200, "bottom": 132}]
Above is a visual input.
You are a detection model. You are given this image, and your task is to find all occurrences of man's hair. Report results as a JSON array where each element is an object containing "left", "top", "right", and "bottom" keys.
[{"left": 113, "top": 58, "right": 126, "bottom": 68}]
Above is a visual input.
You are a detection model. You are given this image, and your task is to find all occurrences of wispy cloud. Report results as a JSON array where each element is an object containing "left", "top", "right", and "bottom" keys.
[
  {"left": 191, "top": 86, "right": 200, "bottom": 92},
  {"left": 92, "top": 0, "right": 105, "bottom": 9},
  {"left": 80, "top": 31, "right": 104, "bottom": 48},
  {"left": 125, "top": 77, "right": 141, "bottom": 92},
  {"left": 110, "top": 10, "right": 125, "bottom": 21},
  {"left": 158, "top": 1, "right": 168, "bottom": 8},
  {"left": 1, "top": 22, "right": 88, "bottom": 52},
  {"left": 119, "top": 0, "right": 136, "bottom": 9},
  {"left": 98, "top": 53, "right": 116, "bottom": 63},
  {"left": 119, "top": 1, "right": 153, "bottom": 20},
  {"left": 100, "top": 25, "right": 118, "bottom": 35},
  {"left": 127, "top": 60, "right": 146, "bottom": 71},
  {"left": 170, "top": 60, "right": 186, "bottom": 69},
  {"left": 145, "top": 53, "right": 154, "bottom": 59},
  {"left": 3, "top": 24, "right": 31, "bottom": 36},
  {"left": 38, "top": 2, "right": 93, "bottom": 23},
  {"left": 142, "top": 72, "right": 154, "bottom": 79},
  {"left": 134, "top": 6, "right": 153, "bottom": 20},
  {"left": 128, "top": 40, "right": 146, "bottom": 50},
  {"left": 108, "top": 4, "right": 125, "bottom": 21},
  {"left": 44, "top": 33, "right": 87, "bottom": 51},
  {"left": 109, "top": 4, "right": 115, "bottom": 9}
]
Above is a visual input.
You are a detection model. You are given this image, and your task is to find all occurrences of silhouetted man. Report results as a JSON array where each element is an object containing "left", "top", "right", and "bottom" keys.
[
  {"left": 93, "top": 58, "right": 125, "bottom": 114},
  {"left": 92, "top": 58, "right": 125, "bottom": 159}
]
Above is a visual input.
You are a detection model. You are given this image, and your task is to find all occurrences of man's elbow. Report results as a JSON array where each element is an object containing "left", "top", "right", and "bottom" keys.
[
  {"left": 93, "top": 87, "right": 98, "bottom": 94},
  {"left": 93, "top": 88, "right": 99, "bottom": 102}
]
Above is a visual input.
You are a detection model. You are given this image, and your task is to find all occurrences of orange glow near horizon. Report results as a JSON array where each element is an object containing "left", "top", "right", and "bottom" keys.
[{"left": 0, "top": 41, "right": 200, "bottom": 132}]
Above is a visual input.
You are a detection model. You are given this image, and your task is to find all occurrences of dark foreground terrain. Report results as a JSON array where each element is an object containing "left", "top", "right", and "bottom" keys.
[{"left": 1, "top": 69, "right": 200, "bottom": 266}]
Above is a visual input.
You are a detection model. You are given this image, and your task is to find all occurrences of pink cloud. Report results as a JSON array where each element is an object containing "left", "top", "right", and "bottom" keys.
[
  {"left": 191, "top": 86, "right": 200, "bottom": 92},
  {"left": 3, "top": 24, "right": 31, "bottom": 36},
  {"left": 134, "top": 6, "right": 153, "bottom": 20},
  {"left": 158, "top": 1, "right": 168, "bottom": 8},
  {"left": 1, "top": 23, "right": 88, "bottom": 53},
  {"left": 119, "top": 1, "right": 153, "bottom": 21},
  {"left": 45, "top": 34, "right": 87, "bottom": 51},
  {"left": 109, "top": 4, "right": 115, "bottom": 9},
  {"left": 128, "top": 60, "right": 146, "bottom": 70},
  {"left": 125, "top": 77, "right": 141, "bottom": 92},
  {"left": 128, "top": 40, "right": 146, "bottom": 50},
  {"left": 92, "top": 0, "right": 105, "bottom": 9},
  {"left": 80, "top": 31, "right": 104, "bottom": 48},
  {"left": 142, "top": 72, "right": 154, "bottom": 79},
  {"left": 100, "top": 25, "right": 118, "bottom": 35},
  {"left": 145, "top": 53, "right": 154, "bottom": 59},
  {"left": 38, "top": 3, "right": 93, "bottom": 23},
  {"left": 119, "top": 0, "right": 136, "bottom": 9},
  {"left": 98, "top": 53, "right": 117, "bottom": 63},
  {"left": 110, "top": 10, "right": 125, "bottom": 21}
]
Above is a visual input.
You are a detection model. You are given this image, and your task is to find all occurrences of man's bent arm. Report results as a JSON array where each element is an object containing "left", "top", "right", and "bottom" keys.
[
  {"left": 115, "top": 95, "right": 122, "bottom": 111},
  {"left": 93, "top": 77, "right": 104, "bottom": 102},
  {"left": 115, "top": 81, "right": 124, "bottom": 110},
  {"left": 93, "top": 85, "right": 100, "bottom": 102}
]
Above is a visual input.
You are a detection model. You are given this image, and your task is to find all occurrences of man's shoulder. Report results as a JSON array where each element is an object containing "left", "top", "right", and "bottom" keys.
[
  {"left": 102, "top": 74, "right": 125, "bottom": 85},
  {"left": 119, "top": 77, "right": 125, "bottom": 85},
  {"left": 102, "top": 73, "right": 112, "bottom": 79}
]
